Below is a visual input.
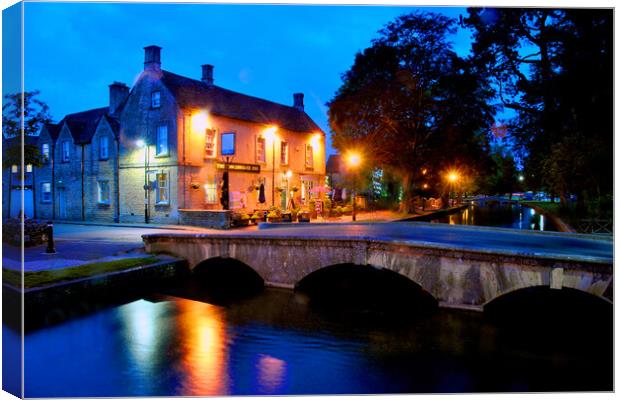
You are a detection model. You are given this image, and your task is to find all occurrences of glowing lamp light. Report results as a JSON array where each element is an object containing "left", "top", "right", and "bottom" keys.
[
  {"left": 346, "top": 152, "right": 361, "bottom": 168},
  {"left": 191, "top": 111, "right": 210, "bottom": 133},
  {"left": 285, "top": 170, "right": 293, "bottom": 179},
  {"left": 135, "top": 139, "right": 145, "bottom": 148},
  {"left": 264, "top": 126, "right": 278, "bottom": 142},
  {"left": 518, "top": 175, "right": 525, "bottom": 182},
  {"left": 422, "top": 183, "right": 429, "bottom": 189},
  {"left": 310, "top": 133, "right": 322, "bottom": 148},
  {"left": 447, "top": 171, "right": 459, "bottom": 183}
]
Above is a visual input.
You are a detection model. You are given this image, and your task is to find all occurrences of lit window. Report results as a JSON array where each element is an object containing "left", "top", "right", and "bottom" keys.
[
  {"left": 26, "top": 164, "right": 32, "bottom": 173},
  {"left": 204, "top": 181, "right": 217, "bottom": 204},
  {"left": 205, "top": 128, "right": 216, "bottom": 158},
  {"left": 99, "top": 136, "right": 109, "bottom": 160},
  {"left": 41, "top": 183, "right": 52, "bottom": 203},
  {"left": 256, "top": 136, "right": 266, "bottom": 163},
  {"left": 62, "top": 140, "right": 70, "bottom": 162},
  {"left": 156, "top": 172, "right": 169, "bottom": 204},
  {"left": 97, "top": 181, "right": 110, "bottom": 204},
  {"left": 11, "top": 165, "right": 17, "bottom": 173},
  {"left": 42, "top": 143, "right": 50, "bottom": 163},
  {"left": 305, "top": 144, "right": 314, "bottom": 169},
  {"left": 156, "top": 125, "right": 168, "bottom": 156},
  {"left": 280, "top": 141, "right": 289, "bottom": 165},
  {"left": 221, "top": 132, "right": 235, "bottom": 156},
  {"left": 151, "top": 91, "right": 161, "bottom": 108}
]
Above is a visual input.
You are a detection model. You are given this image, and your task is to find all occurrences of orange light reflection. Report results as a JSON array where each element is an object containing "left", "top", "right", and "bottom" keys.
[{"left": 176, "top": 299, "right": 229, "bottom": 396}]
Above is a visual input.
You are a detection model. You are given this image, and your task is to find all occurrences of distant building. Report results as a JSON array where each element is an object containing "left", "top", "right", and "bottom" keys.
[{"left": 21, "top": 45, "right": 325, "bottom": 225}]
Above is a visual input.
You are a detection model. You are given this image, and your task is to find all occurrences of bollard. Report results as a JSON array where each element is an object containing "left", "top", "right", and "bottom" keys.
[{"left": 45, "top": 221, "right": 56, "bottom": 254}]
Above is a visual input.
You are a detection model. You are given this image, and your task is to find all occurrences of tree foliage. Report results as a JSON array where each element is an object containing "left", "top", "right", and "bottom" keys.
[
  {"left": 2, "top": 90, "right": 52, "bottom": 138},
  {"left": 464, "top": 8, "right": 612, "bottom": 209},
  {"left": 328, "top": 12, "right": 494, "bottom": 210}
]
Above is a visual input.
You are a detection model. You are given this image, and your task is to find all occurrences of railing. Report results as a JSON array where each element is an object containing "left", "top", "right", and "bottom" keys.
[{"left": 574, "top": 219, "right": 613, "bottom": 235}]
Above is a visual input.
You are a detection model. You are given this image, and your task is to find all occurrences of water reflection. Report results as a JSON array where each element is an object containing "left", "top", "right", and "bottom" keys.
[
  {"left": 24, "top": 286, "right": 610, "bottom": 396},
  {"left": 175, "top": 299, "right": 229, "bottom": 395},
  {"left": 431, "top": 204, "right": 556, "bottom": 231}
]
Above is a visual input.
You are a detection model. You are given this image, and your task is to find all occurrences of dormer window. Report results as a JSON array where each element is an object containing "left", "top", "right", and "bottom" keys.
[
  {"left": 151, "top": 91, "right": 161, "bottom": 108},
  {"left": 99, "top": 136, "right": 109, "bottom": 160},
  {"left": 62, "top": 140, "right": 70, "bottom": 162}
]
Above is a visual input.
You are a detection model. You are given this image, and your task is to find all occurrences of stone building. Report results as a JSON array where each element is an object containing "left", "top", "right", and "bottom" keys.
[{"left": 29, "top": 45, "right": 325, "bottom": 226}]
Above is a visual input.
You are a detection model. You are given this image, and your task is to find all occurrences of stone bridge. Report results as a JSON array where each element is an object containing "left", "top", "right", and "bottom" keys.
[{"left": 142, "top": 222, "right": 613, "bottom": 311}]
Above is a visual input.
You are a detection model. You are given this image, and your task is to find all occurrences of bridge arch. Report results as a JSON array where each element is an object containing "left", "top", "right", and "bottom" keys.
[
  {"left": 192, "top": 256, "right": 265, "bottom": 293},
  {"left": 483, "top": 285, "right": 613, "bottom": 321},
  {"left": 295, "top": 263, "right": 438, "bottom": 312}
]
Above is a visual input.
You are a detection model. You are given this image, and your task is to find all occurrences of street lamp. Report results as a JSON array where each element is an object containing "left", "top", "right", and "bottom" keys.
[
  {"left": 446, "top": 170, "right": 460, "bottom": 207},
  {"left": 346, "top": 151, "right": 362, "bottom": 221},
  {"left": 264, "top": 126, "right": 278, "bottom": 207},
  {"left": 136, "top": 139, "right": 148, "bottom": 223}
]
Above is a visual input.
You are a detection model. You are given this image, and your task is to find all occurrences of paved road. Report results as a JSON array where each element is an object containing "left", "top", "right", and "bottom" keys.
[{"left": 214, "top": 222, "right": 613, "bottom": 263}]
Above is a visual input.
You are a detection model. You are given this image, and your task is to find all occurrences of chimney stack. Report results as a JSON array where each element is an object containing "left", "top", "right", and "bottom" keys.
[
  {"left": 201, "top": 64, "right": 214, "bottom": 86},
  {"left": 144, "top": 45, "right": 162, "bottom": 71},
  {"left": 293, "top": 93, "right": 304, "bottom": 111},
  {"left": 109, "top": 82, "right": 129, "bottom": 115}
]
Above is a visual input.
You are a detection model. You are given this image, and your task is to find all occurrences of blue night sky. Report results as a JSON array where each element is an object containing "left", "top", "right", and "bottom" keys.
[{"left": 20, "top": 2, "right": 474, "bottom": 155}]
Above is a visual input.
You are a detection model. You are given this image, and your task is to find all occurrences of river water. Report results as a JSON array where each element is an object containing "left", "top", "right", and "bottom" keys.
[{"left": 424, "top": 202, "right": 557, "bottom": 231}]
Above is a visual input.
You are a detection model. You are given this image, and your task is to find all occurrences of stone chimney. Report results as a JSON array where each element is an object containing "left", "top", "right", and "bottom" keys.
[
  {"left": 201, "top": 64, "right": 214, "bottom": 86},
  {"left": 293, "top": 93, "right": 304, "bottom": 111},
  {"left": 144, "top": 45, "right": 162, "bottom": 71},
  {"left": 109, "top": 82, "right": 129, "bottom": 115}
]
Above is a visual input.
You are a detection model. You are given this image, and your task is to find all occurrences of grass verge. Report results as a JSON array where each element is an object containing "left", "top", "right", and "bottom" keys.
[
  {"left": 3, "top": 256, "right": 160, "bottom": 289},
  {"left": 520, "top": 201, "right": 562, "bottom": 216}
]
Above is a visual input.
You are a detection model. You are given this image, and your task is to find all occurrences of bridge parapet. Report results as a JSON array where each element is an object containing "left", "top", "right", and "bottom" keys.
[{"left": 143, "top": 230, "right": 612, "bottom": 311}]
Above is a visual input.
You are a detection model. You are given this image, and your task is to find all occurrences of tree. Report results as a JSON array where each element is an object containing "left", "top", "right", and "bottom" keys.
[
  {"left": 464, "top": 8, "right": 612, "bottom": 210},
  {"left": 2, "top": 90, "right": 52, "bottom": 138},
  {"left": 328, "top": 12, "right": 494, "bottom": 212}
]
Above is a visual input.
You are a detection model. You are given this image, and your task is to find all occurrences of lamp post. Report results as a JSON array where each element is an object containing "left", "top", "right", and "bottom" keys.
[
  {"left": 346, "top": 151, "right": 361, "bottom": 221},
  {"left": 447, "top": 171, "right": 459, "bottom": 207},
  {"left": 136, "top": 139, "right": 148, "bottom": 223}
]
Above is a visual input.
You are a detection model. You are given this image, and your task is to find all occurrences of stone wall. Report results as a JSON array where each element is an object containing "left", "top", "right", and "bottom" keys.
[
  {"left": 35, "top": 130, "right": 55, "bottom": 220},
  {"left": 178, "top": 209, "right": 232, "bottom": 229},
  {"left": 143, "top": 233, "right": 613, "bottom": 311},
  {"left": 54, "top": 125, "right": 84, "bottom": 221}
]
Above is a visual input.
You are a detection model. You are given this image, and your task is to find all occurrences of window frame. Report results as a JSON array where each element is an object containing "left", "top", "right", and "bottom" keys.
[
  {"left": 41, "top": 182, "right": 52, "bottom": 203},
  {"left": 204, "top": 181, "right": 218, "bottom": 204},
  {"left": 156, "top": 124, "right": 169, "bottom": 157},
  {"left": 151, "top": 91, "right": 161, "bottom": 109},
  {"left": 97, "top": 180, "right": 111, "bottom": 205},
  {"left": 62, "top": 140, "right": 71, "bottom": 162},
  {"left": 41, "top": 143, "right": 50, "bottom": 163},
  {"left": 280, "top": 141, "right": 289, "bottom": 166},
  {"left": 305, "top": 144, "right": 314, "bottom": 169},
  {"left": 256, "top": 136, "right": 266, "bottom": 163},
  {"left": 156, "top": 171, "right": 170, "bottom": 205},
  {"left": 99, "top": 135, "right": 109, "bottom": 160},
  {"left": 205, "top": 128, "right": 217, "bottom": 159}
]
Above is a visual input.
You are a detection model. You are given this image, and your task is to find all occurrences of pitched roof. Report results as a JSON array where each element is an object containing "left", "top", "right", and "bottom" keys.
[
  {"left": 103, "top": 115, "right": 120, "bottom": 137},
  {"left": 42, "top": 123, "right": 61, "bottom": 140},
  {"left": 60, "top": 107, "right": 109, "bottom": 144},
  {"left": 326, "top": 154, "right": 343, "bottom": 174},
  {"left": 161, "top": 70, "right": 322, "bottom": 134}
]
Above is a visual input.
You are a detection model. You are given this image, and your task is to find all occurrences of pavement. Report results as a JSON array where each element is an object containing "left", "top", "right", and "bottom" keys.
[{"left": 2, "top": 223, "right": 253, "bottom": 272}]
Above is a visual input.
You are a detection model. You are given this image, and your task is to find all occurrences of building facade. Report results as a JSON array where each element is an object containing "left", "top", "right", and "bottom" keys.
[{"left": 28, "top": 45, "right": 325, "bottom": 225}]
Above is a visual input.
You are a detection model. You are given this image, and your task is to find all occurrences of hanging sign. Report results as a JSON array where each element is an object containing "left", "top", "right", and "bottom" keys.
[{"left": 216, "top": 162, "right": 261, "bottom": 173}]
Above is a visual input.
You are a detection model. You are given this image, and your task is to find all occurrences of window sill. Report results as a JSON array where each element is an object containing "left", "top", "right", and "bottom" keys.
[
  {"left": 154, "top": 154, "right": 169, "bottom": 158},
  {"left": 98, "top": 202, "right": 111, "bottom": 208},
  {"left": 99, "top": 157, "right": 109, "bottom": 161},
  {"left": 155, "top": 202, "right": 170, "bottom": 208}
]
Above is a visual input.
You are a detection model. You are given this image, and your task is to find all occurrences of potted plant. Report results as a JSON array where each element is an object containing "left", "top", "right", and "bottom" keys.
[
  {"left": 250, "top": 211, "right": 262, "bottom": 224},
  {"left": 267, "top": 210, "right": 281, "bottom": 223},
  {"left": 298, "top": 208, "right": 310, "bottom": 223},
  {"left": 239, "top": 213, "right": 250, "bottom": 226},
  {"left": 308, "top": 199, "right": 317, "bottom": 219}
]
